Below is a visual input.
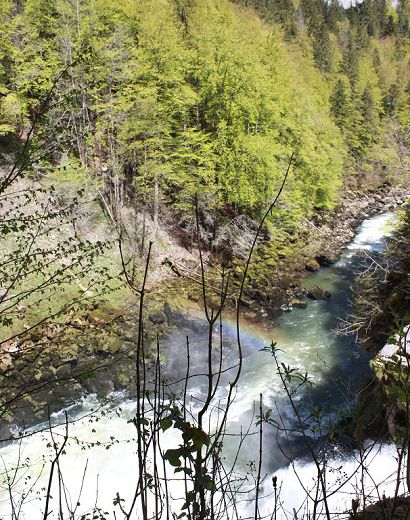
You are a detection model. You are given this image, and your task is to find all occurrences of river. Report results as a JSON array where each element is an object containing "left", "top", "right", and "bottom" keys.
[{"left": 0, "top": 211, "right": 405, "bottom": 519}]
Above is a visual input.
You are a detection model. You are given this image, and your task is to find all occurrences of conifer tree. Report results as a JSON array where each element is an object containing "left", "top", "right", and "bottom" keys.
[
  {"left": 330, "top": 78, "right": 350, "bottom": 127},
  {"left": 313, "top": 28, "right": 333, "bottom": 72},
  {"left": 397, "top": 0, "right": 410, "bottom": 36},
  {"left": 360, "top": 83, "right": 379, "bottom": 148},
  {"left": 383, "top": 83, "right": 401, "bottom": 116}
]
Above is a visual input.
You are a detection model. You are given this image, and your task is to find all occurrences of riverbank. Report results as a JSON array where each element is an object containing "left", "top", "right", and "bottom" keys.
[
  {"left": 223, "top": 182, "right": 410, "bottom": 320},
  {"left": 345, "top": 200, "right": 410, "bottom": 442}
]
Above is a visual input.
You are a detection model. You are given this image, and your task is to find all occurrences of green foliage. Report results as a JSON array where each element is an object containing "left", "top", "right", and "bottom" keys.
[
  {"left": 1, "top": 0, "right": 408, "bottom": 242},
  {"left": 0, "top": 92, "right": 27, "bottom": 136},
  {"left": 12, "top": 0, "right": 62, "bottom": 104}
]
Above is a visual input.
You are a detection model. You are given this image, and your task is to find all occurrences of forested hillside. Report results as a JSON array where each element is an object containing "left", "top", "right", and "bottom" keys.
[{"left": 0, "top": 0, "right": 408, "bottom": 256}]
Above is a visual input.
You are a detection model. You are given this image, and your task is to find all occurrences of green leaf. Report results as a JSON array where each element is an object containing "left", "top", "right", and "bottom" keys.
[
  {"left": 198, "top": 474, "right": 215, "bottom": 491},
  {"left": 164, "top": 449, "right": 182, "bottom": 467},
  {"left": 160, "top": 416, "right": 173, "bottom": 432}
]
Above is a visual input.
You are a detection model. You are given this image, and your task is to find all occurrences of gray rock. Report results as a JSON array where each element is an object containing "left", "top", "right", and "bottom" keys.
[
  {"left": 305, "top": 259, "right": 320, "bottom": 272},
  {"left": 280, "top": 304, "right": 292, "bottom": 312},
  {"left": 307, "top": 286, "right": 331, "bottom": 300},
  {"left": 55, "top": 364, "right": 71, "bottom": 378},
  {"left": 14, "top": 358, "right": 28, "bottom": 370},
  {"left": 0, "top": 354, "right": 13, "bottom": 373},
  {"left": 315, "top": 254, "right": 337, "bottom": 267},
  {"left": 97, "top": 340, "right": 121, "bottom": 355}
]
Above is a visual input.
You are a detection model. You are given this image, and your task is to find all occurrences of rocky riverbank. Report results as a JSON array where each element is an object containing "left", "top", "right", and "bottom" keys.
[
  {"left": 0, "top": 298, "right": 211, "bottom": 438},
  {"left": 344, "top": 199, "right": 410, "bottom": 443},
  {"left": 234, "top": 182, "right": 410, "bottom": 320}
]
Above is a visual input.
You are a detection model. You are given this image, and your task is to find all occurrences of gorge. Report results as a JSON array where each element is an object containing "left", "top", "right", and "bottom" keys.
[{"left": 0, "top": 209, "right": 405, "bottom": 519}]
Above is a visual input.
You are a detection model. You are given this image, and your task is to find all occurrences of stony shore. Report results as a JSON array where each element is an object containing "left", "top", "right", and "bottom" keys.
[{"left": 237, "top": 183, "right": 410, "bottom": 320}]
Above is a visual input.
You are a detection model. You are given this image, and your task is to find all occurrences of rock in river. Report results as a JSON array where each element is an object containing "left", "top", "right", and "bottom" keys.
[
  {"left": 305, "top": 259, "right": 321, "bottom": 272},
  {"left": 307, "top": 286, "right": 331, "bottom": 300},
  {"left": 290, "top": 299, "right": 308, "bottom": 309},
  {"left": 315, "top": 254, "right": 337, "bottom": 267}
]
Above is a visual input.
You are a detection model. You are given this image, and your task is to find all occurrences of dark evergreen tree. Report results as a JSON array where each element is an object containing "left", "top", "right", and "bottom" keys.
[
  {"left": 397, "top": 0, "right": 410, "bottom": 36},
  {"left": 359, "top": 84, "right": 378, "bottom": 149},
  {"left": 330, "top": 79, "right": 350, "bottom": 127},
  {"left": 382, "top": 83, "right": 401, "bottom": 116},
  {"left": 325, "top": 0, "right": 346, "bottom": 32},
  {"left": 300, "top": 0, "right": 327, "bottom": 36},
  {"left": 270, "top": 0, "right": 298, "bottom": 37},
  {"left": 341, "top": 30, "right": 360, "bottom": 84},
  {"left": 313, "top": 28, "right": 333, "bottom": 72},
  {"left": 383, "top": 14, "right": 396, "bottom": 36},
  {"left": 234, "top": 0, "right": 298, "bottom": 38}
]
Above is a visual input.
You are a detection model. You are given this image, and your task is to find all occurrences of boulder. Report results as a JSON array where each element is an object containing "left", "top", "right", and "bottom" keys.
[
  {"left": 0, "top": 353, "right": 13, "bottom": 373},
  {"left": 55, "top": 364, "right": 71, "bottom": 378},
  {"left": 307, "top": 286, "right": 331, "bottom": 300},
  {"left": 305, "top": 259, "right": 320, "bottom": 272},
  {"left": 97, "top": 338, "right": 122, "bottom": 355},
  {"left": 120, "top": 341, "right": 135, "bottom": 354},
  {"left": 280, "top": 304, "right": 292, "bottom": 312},
  {"left": 246, "top": 289, "right": 266, "bottom": 302},
  {"left": 14, "top": 358, "right": 28, "bottom": 371},
  {"left": 315, "top": 254, "right": 337, "bottom": 267},
  {"left": 290, "top": 299, "right": 308, "bottom": 309}
]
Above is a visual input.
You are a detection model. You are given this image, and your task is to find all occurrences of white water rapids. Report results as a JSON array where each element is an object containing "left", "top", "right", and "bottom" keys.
[{"left": 0, "top": 212, "right": 405, "bottom": 519}]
